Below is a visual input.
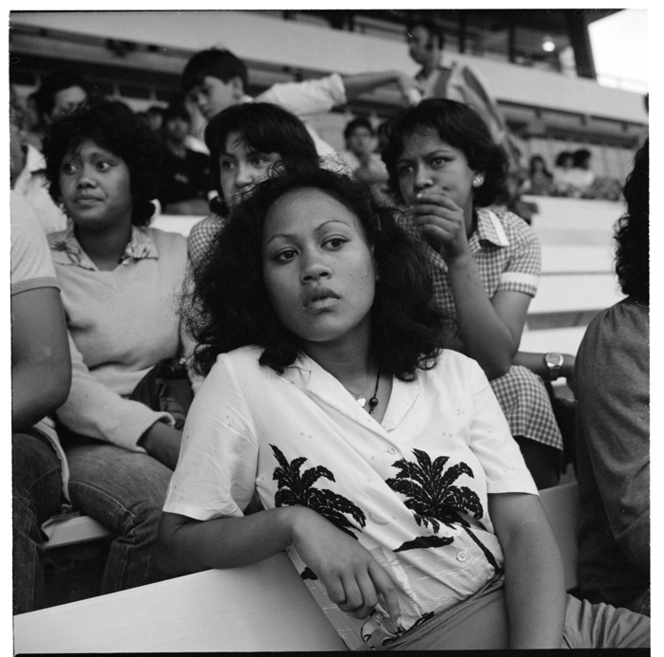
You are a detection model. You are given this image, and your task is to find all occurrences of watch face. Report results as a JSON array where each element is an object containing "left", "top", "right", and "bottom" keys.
[{"left": 546, "top": 353, "right": 564, "bottom": 367}]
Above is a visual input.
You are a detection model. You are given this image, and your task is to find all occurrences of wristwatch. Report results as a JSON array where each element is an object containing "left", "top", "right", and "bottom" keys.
[{"left": 544, "top": 352, "right": 565, "bottom": 381}]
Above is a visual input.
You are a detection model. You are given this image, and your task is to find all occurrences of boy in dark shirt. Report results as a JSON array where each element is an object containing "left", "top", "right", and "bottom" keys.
[{"left": 158, "top": 100, "right": 212, "bottom": 215}]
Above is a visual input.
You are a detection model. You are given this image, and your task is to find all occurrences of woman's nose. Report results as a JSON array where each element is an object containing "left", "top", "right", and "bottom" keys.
[
  {"left": 77, "top": 166, "right": 96, "bottom": 187},
  {"left": 413, "top": 166, "right": 434, "bottom": 191},
  {"left": 300, "top": 253, "right": 331, "bottom": 282},
  {"left": 235, "top": 163, "right": 255, "bottom": 188}
]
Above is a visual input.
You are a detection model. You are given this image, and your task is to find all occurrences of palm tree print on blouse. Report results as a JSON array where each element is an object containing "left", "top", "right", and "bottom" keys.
[
  {"left": 271, "top": 444, "right": 367, "bottom": 579},
  {"left": 386, "top": 448, "right": 501, "bottom": 573}
]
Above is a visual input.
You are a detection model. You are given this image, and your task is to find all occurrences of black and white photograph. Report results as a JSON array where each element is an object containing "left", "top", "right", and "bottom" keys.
[{"left": 8, "top": 5, "right": 650, "bottom": 653}]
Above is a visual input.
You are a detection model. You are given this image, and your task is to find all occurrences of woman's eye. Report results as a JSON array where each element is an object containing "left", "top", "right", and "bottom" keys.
[
  {"left": 396, "top": 165, "right": 413, "bottom": 177},
  {"left": 219, "top": 160, "right": 235, "bottom": 171},
  {"left": 431, "top": 157, "right": 450, "bottom": 167},
  {"left": 325, "top": 237, "right": 346, "bottom": 250},
  {"left": 249, "top": 155, "right": 268, "bottom": 168},
  {"left": 61, "top": 162, "right": 77, "bottom": 175},
  {"left": 96, "top": 161, "right": 112, "bottom": 171},
  {"left": 275, "top": 249, "right": 297, "bottom": 262}
]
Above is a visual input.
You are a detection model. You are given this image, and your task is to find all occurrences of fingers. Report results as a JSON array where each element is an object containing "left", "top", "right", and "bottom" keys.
[{"left": 369, "top": 562, "right": 401, "bottom": 626}]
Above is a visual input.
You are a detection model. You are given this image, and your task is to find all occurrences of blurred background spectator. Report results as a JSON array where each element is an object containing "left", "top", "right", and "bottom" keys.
[
  {"left": 157, "top": 97, "right": 213, "bottom": 216},
  {"left": 341, "top": 116, "right": 389, "bottom": 192},
  {"left": 521, "top": 155, "right": 554, "bottom": 196},
  {"left": 10, "top": 86, "right": 68, "bottom": 234}
]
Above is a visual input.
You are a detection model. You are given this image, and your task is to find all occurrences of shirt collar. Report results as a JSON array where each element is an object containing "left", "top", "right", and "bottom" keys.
[
  {"left": 472, "top": 207, "right": 510, "bottom": 248},
  {"left": 49, "top": 223, "right": 159, "bottom": 271}
]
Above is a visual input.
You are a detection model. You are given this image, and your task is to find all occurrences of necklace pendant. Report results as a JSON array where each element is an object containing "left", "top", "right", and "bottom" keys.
[{"left": 356, "top": 397, "right": 367, "bottom": 408}]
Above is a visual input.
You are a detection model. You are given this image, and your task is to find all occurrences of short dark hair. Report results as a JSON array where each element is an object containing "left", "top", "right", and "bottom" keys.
[
  {"left": 42, "top": 100, "right": 163, "bottom": 227},
  {"left": 184, "top": 165, "right": 453, "bottom": 380},
  {"left": 614, "top": 138, "right": 648, "bottom": 303},
  {"left": 408, "top": 19, "right": 445, "bottom": 50},
  {"left": 182, "top": 48, "right": 248, "bottom": 93},
  {"left": 204, "top": 102, "right": 319, "bottom": 212},
  {"left": 381, "top": 98, "right": 508, "bottom": 207},
  {"left": 555, "top": 151, "right": 573, "bottom": 167},
  {"left": 35, "top": 70, "right": 88, "bottom": 120},
  {"left": 343, "top": 117, "right": 374, "bottom": 141},
  {"left": 573, "top": 148, "right": 591, "bottom": 168}
]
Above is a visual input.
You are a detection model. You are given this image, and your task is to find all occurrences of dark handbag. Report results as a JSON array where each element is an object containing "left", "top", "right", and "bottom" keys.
[{"left": 129, "top": 358, "right": 194, "bottom": 430}]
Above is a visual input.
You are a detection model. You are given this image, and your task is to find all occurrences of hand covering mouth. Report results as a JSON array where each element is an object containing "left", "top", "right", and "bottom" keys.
[{"left": 303, "top": 287, "right": 340, "bottom": 308}]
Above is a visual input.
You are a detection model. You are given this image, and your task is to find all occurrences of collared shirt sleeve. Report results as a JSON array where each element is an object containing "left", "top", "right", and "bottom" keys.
[
  {"left": 495, "top": 212, "right": 541, "bottom": 297},
  {"left": 255, "top": 73, "right": 347, "bottom": 119},
  {"left": 466, "top": 358, "right": 538, "bottom": 495},
  {"left": 163, "top": 353, "right": 258, "bottom": 519}
]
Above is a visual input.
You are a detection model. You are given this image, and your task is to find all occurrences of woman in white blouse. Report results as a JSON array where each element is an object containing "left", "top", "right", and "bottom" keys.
[{"left": 157, "top": 166, "right": 648, "bottom": 650}]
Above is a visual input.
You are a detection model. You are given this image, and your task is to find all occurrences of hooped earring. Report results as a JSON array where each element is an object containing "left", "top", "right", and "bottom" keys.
[{"left": 472, "top": 174, "right": 485, "bottom": 188}]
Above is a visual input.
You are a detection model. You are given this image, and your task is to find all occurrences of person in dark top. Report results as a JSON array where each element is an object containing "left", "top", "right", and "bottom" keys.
[
  {"left": 574, "top": 138, "right": 649, "bottom": 615},
  {"left": 158, "top": 99, "right": 212, "bottom": 215}
]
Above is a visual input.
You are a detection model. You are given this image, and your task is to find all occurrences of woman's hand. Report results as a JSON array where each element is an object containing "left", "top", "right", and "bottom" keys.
[
  {"left": 410, "top": 191, "right": 471, "bottom": 262},
  {"left": 138, "top": 421, "right": 183, "bottom": 470},
  {"left": 290, "top": 507, "right": 401, "bottom": 623}
]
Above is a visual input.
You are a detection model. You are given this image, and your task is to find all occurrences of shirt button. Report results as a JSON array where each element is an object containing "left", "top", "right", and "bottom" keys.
[
  {"left": 456, "top": 551, "right": 468, "bottom": 562},
  {"left": 388, "top": 447, "right": 398, "bottom": 455}
]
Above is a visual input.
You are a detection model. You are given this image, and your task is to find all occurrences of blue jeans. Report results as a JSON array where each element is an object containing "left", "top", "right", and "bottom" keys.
[
  {"left": 63, "top": 434, "right": 172, "bottom": 594},
  {"left": 12, "top": 430, "right": 63, "bottom": 614}
]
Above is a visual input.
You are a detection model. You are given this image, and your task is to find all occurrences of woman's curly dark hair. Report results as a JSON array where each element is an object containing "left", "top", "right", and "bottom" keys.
[
  {"left": 614, "top": 138, "right": 649, "bottom": 304},
  {"left": 42, "top": 99, "right": 163, "bottom": 226},
  {"left": 381, "top": 98, "right": 509, "bottom": 207},
  {"left": 184, "top": 164, "right": 454, "bottom": 380}
]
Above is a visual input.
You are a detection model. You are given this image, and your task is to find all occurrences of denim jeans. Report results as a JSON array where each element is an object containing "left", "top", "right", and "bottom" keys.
[
  {"left": 63, "top": 434, "right": 172, "bottom": 594},
  {"left": 12, "top": 430, "right": 63, "bottom": 615}
]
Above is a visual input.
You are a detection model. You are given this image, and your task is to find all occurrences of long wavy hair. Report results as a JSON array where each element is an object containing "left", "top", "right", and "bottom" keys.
[
  {"left": 614, "top": 138, "right": 649, "bottom": 304},
  {"left": 43, "top": 99, "right": 162, "bottom": 226},
  {"left": 184, "top": 165, "right": 454, "bottom": 380},
  {"left": 381, "top": 98, "right": 509, "bottom": 207}
]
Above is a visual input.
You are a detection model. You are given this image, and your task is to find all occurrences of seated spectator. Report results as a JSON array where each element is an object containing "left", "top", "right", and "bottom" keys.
[
  {"left": 157, "top": 165, "right": 649, "bottom": 650},
  {"left": 145, "top": 104, "right": 166, "bottom": 135},
  {"left": 552, "top": 150, "right": 576, "bottom": 195},
  {"left": 157, "top": 98, "right": 212, "bottom": 216},
  {"left": 567, "top": 148, "right": 596, "bottom": 196},
  {"left": 41, "top": 100, "right": 193, "bottom": 594},
  {"left": 11, "top": 191, "right": 72, "bottom": 614},
  {"left": 34, "top": 69, "right": 89, "bottom": 130},
  {"left": 341, "top": 116, "right": 389, "bottom": 189},
  {"left": 23, "top": 91, "right": 47, "bottom": 151},
  {"left": 382, "top": 99, "right": 575, "bottom": 489},
  {"left": 187, "top": 102, "right": 319, "bottom": 268},
  {"left": 575, "top": 138, "right": 649, "bottom": 615},
  {"left": 181, "top": 48, "right": 421, "bottom": 158},
  {"left": 521, "top": 155, "right": 554, "bottom": 196},
  {"left": 10, "top": 86, "right": 68, "bottom": 235}
]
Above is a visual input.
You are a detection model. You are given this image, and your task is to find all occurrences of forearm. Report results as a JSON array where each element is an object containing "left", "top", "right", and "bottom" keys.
[
  {"left": 157, "top": 506, "right": 302, "bottom": 576},
  {"left": 448, "top": 255, "right": 516, "bottom": 378},
  {"left": 341, "top": 70, "right": 407, "bottom": 99},
  {"left": 12, "top": 360, "right": 71, "bottom": 432}
]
